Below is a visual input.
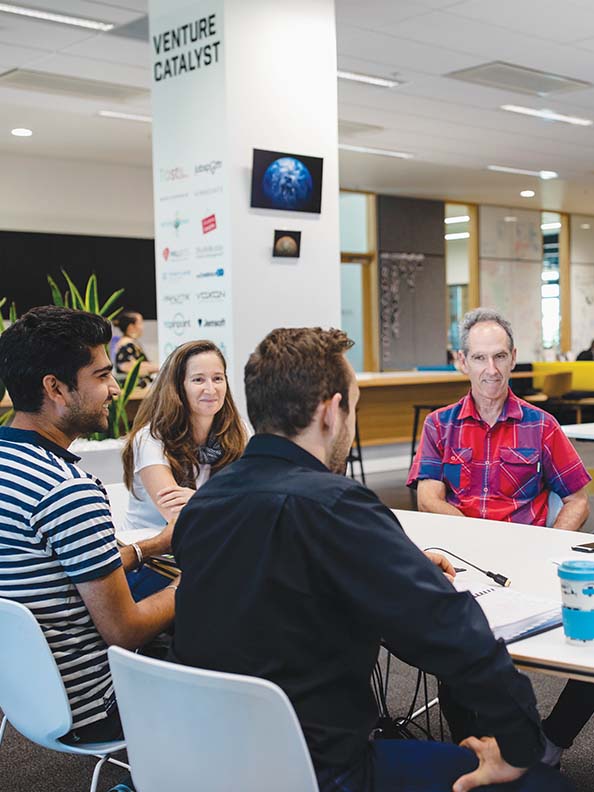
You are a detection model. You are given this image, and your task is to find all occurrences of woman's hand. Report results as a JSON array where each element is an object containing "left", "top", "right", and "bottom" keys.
[
  {"left": 156, "top": 485, "right": 195, "bottom": 514},
  {"left": 453, "top": 736, "right": 528, "bottom": 792}
]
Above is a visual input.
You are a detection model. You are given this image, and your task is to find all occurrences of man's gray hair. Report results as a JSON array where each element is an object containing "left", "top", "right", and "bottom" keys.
[{"left": 459, "top": 308, "right": 514, "bottom": 355}]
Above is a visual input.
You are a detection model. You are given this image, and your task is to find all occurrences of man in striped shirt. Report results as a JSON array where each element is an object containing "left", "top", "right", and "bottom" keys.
[
  {"left": 0, "top": 306, "right": 176, "bottom": 744},
  {"left": 408, "top": 308, "right": 590, "bottom": 530}
]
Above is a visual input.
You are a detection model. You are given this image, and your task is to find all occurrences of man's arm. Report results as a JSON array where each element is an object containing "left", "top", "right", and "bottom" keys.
[
  {"left": 76, "top": 566, "right": 176, "bottom": 649},
  {"left": 553, "top": 486, "right": 589, "bottom": 532},
  {"left": 417, "top": 478, "right": 465, "bottom": 517},
  {"left": 119, "top": 516, "right": 176, "bottom": 572}
]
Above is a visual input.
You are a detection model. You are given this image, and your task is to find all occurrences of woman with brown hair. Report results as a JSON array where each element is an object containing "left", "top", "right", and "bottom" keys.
[{"left": 121, "top": 339, "right": 247, "bottom": 536}]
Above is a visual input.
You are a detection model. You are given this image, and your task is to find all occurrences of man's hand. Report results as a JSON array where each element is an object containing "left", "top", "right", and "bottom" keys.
[
  {"left": 425, "top": 551, "right": 456, "bottom": 582},
  {"left": 453, "top": 736, "right": 528, "bottom": 792},
  {"left": 157, "top": 485, "right": 195, "bottom": 514}
]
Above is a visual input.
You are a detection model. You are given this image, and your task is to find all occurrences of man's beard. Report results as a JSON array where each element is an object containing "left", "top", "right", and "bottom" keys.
[
  {"left": 328, "top": 420, "right": 352, "bottom": 475},
  {"left": 58, "top": 400, "right": 110, "bottom": 437}
]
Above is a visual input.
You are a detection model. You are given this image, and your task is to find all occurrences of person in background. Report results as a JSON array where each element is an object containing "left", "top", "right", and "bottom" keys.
[
  {"left": 170, "top": 326, "right": 571, "bottom": 792},
  {"left": 121, "top": 340, "right": 247, "bottom": 593},
  {"left": 408, "top": 308, "right": 590, "bottom": 530},
  {"left": 112, "top": 310, "right": 159, "bottom": 386},
  {"left": 576, "top": 340, "right": 594, "bottom": 361}
]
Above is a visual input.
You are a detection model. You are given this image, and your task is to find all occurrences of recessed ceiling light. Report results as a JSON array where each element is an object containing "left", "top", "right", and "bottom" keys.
[
  {"left": 504, "top": 216, "right": 517, "bottom": 223},
  {"left": 520, "top": 190, "right": 535, "bottom": 198},
  {"left": 338, "top": 143, "right": 413, "bottom": 159},
  {"left": 0, "top": 3, "right": 114, "bottom": 30},
  {"left": 541, "top": 222, "right": 562, "bottom": 231},
  {"left": 444, "top": 215, "right": 470, "bottom": 224},
  {"left": 444, "top": 232, "right": 470, "bottom": 241},
  {"left": 500, "top": 104, "right": 592, "bottom": 127},
  {"left": 488, "top": 165, "right": 558, "bottom": 180},
  {"left": 580, "top": 223, "right": 591, "bottom": 230},
  {"left": 98, "top": 110, "right": 152, "bottom": 123},
  {"left": 337, "top": 70, "right": 399, "bottom": 88},
  {"left": 11, "top": 127, "right": 32, "bottom": 136}
]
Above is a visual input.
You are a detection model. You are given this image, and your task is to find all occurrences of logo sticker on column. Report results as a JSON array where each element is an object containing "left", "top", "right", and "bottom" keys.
[
  {"left": 162, "top": 247, "right": 170, "bottom": 261},
  {"left": 202, "top": 214, "right": 217, "bottom": 234}
]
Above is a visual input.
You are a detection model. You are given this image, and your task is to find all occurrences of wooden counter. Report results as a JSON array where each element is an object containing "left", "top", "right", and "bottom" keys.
[{"left": 355, "top": 370, "right": 571, "bottom": 447}]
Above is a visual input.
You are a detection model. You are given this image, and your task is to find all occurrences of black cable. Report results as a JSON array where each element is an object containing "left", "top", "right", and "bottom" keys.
[
  {"left": 424, "top": 545, "right": 511, "bottom": 587},
  {"left": 422, "top": 672, "right": 432, "bottom": 739}
]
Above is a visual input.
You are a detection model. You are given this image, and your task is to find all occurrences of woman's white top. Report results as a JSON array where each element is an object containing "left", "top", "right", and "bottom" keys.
[{"left": 122, "top": 424, "right": 210, "bottom": 533}]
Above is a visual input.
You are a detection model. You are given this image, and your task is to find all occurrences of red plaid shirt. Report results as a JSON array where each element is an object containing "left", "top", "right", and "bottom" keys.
[{"left": 407, "top": 389, "right": 590, "bottom": 525}]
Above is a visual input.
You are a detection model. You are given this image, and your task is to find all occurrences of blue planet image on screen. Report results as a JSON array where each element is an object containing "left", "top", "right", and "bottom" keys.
[{"left": 262, "top": 157, "right": 313, "bottom": 210}]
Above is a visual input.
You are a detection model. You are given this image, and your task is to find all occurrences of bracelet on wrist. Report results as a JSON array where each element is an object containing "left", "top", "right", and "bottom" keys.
[
  {"left": 131, "top": 542, "right": 144, "bottom": 569},
  {"left": 166, "top": 583, "right": 178, "bottom": 591}
]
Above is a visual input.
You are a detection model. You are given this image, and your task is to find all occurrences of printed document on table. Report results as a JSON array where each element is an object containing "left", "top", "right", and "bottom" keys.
[{"left": 453, "top": 575, "right": 562, "bottom": 644}]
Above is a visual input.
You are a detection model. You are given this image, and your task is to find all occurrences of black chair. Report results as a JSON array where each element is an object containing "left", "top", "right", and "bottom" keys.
[
  {"left": 348, "top": 417, "right": 365, "bottom": 484},
  {"left": 410, "top": 405, "right": 443, "bottom": 468}
]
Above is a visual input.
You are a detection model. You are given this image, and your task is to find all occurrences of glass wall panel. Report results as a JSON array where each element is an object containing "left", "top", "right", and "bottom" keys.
[
  {"left": 340, "top": 261, "right": 365, "bottom": 372},
  {"left": 340, "top": 192, "right": 368, "bottom": 253},
  {"left": 445, "top": 204, "right": 470, "bottom": 350}
]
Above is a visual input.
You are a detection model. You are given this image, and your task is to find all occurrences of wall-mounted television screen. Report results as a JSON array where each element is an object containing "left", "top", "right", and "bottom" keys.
[{"left": 250, "top": 148, "right": 323, "bottom": 213}]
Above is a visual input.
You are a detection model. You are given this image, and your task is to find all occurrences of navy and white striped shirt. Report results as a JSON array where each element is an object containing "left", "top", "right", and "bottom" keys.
[{"left": 0, "top": 426, "right": 122, "bottom": 729}]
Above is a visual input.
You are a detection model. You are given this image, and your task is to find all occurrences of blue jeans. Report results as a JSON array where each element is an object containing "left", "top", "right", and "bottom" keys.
[
  {"left": 126, "top": 566, "right": 171, "bottom": 602},
  {"left": 316, "top": 741, "right": 574, "bottom": 792}
]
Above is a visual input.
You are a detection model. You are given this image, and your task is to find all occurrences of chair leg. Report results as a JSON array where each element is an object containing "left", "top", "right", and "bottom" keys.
[
  {"left": 0, "top": 715, "right": 7, "bottom": 747},
  {"left": 89, "top": 754, "right": 130, "bottom": 792},
  {"left": 90, "top": 755, "right": 109, "bottom": 792},
  {"left": 410, "top": 407, "right": 421, "bottom": 468},
  {"left": 354, "top": 420, "right": 365, "bottom": 485}
]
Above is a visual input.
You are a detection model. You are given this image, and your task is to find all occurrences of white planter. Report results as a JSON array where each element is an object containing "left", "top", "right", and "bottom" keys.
[{"left": 69, "top": 437, "right": 126, "bottom": 484}]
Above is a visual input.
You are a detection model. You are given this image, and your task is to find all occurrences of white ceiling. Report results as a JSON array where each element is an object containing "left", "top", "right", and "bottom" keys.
[{"left": 4, "top": 1, "right": 594, "bottom": 211}]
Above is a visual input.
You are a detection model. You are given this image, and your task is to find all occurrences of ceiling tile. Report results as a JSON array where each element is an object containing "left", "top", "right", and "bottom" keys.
[
  {"left": 449, "top": 0, "right": 594, "bottom": 44},
  {"left": 337, "top": 23, "right": 481, "bottom": 75}
]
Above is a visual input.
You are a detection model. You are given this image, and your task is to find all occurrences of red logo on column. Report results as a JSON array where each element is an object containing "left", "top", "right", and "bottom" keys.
[
  {"left": 162, "top": 247, "right": 170, "bottom": 261},
  {"left": 201, "top": 214, "right": 217, "bottom": 234}
]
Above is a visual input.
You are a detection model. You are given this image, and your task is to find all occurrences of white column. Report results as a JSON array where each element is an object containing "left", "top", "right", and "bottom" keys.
[{"left": 150, "top": 0, "right": 341, "bottom": 413}]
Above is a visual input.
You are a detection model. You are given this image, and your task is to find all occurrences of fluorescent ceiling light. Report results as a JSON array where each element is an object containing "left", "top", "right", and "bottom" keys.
[
  {"left": 488, "top": 165, "right": 558, "bottom": 180},
  {"left": 338, "top": 143, "right": 413, "bottom": 159},
  {"left": 542, "top": 271, "right": 559, "bottom": 282},
  {"left": 99, "top": 110, "right": 152, "bottom": 123},
  {"left": 444, "top": 215, "right": 469, "bottom": 224},
  {"left": 337, "top": 70, "right": 399, "bottom": 88},
  {"left": 520, "top": 190, "right": 535, "bottom": 197},
  {"left": 501, "top": 104, "right": 592, "bottom": 127},
  {"left": 541, "top": 221, "right": 561, "bottom": 230},
  {"left": 0, "top": 3, "right": 114, "bottom": 30},
  {"left": 580, "top": 223, "right": 591, "bottom": 230},
  {"left": 11, "top": 127, "right": 31, "bottom": 136},
  {"left": 445, "top": 232, "right": 470, "bottom": 241},
  {"left": 504, "top": 216, "right": 517, "bottom": 223}
]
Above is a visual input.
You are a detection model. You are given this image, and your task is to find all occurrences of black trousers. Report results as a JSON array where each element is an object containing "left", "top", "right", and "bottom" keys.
[{"left": 542, "top": 679, "right": 594, "bottom": 749}]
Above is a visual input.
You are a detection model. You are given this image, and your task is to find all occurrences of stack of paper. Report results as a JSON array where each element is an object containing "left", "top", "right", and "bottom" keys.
[
  {"left": 454, "top": 577, "right": 562, "bottom": 644},
  {"left": 116, "top": 528, "right": 180, "bottom": 580}
]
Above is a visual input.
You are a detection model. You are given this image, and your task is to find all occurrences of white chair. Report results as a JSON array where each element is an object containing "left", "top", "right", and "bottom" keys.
[
  {"left": 108, "top": 646, "right": 319, "bottom": 792},
  {"left": 546, "top": 490, "right": 564, "bottom": 527},
  {"left": 0, "top": 598, "right": 128, "bottom": 792},
  {"left": 105, "top": 481, "right": 130, "bottom": 534}
]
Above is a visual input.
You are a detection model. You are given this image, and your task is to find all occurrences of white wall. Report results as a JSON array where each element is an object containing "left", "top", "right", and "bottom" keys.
[{"left": 0, "top": 152, "right": 154, "bottom": 238}]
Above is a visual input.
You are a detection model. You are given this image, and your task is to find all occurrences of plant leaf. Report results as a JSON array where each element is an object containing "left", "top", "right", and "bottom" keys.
[
  {"left": 99, "top": 288, "right": 125, "bottom": 317},
  {"left": 8, "top": 303, "right": 17, "bottom": 324},
  {"left": 47, "top": 275, "right": 64, "bottom": 307},
  {"left": 85, "top": 274, "right": 99, "bottom": 314},
  {"left": 0, "top": 408, "right": 14, "bottom": 426},
  {"left": 61, "top": 269, "right": 85, "bottom": 311},
  {"left": 105, "top": 306, "right": 123, "bottom": 322}
]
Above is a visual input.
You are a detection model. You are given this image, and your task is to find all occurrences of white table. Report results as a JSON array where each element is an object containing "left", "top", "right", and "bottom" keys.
[
  {"left": 395, "top": 509, "right": 594, "bottom": 683},
  {"left": 562, "top": 423, "right": 594, "bottom": 442}
]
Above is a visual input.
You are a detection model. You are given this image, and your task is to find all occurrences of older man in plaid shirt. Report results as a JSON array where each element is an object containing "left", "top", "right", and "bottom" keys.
[{"left": 408, "top": 308, "right": 590, "bottom": 530}]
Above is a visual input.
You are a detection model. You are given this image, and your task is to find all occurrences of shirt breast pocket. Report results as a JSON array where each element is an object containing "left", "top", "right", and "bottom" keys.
[
  {"left": 498, "top": 447, "right": 540, "bottom": 500},
  {"left": 443, "top": 447, "right": 472, "bottom": 494}
]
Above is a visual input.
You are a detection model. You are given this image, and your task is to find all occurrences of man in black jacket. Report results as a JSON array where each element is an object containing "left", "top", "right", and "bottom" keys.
[{"left": 171, "top": 327, "right": 571, "bottom": 792}]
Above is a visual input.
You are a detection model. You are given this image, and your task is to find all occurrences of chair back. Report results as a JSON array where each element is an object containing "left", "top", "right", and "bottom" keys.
[
  {"left": 546, "top": 490, "right": 564, "bottom": 528},
  {"left": 0, "top": 598, "right": 72, "bottom": 746},
  {"left": 108, "top": 646, "right": 319, "bottom": 792}
]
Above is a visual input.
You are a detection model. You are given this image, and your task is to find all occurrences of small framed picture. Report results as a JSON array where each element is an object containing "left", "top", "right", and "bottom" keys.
[{"left": 273, "top": 229, "right": 301, "bottom": 258}]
